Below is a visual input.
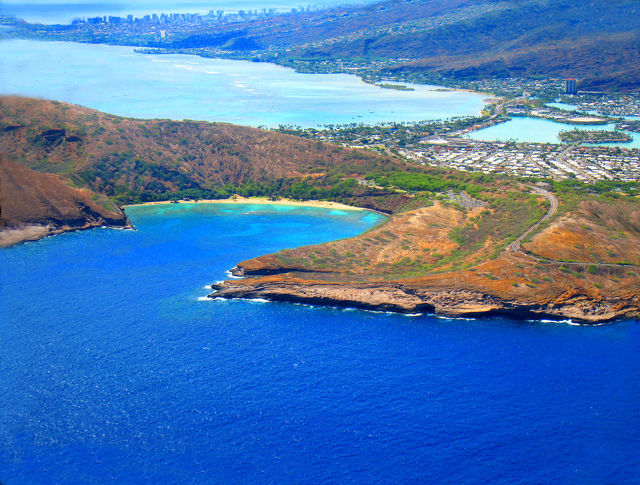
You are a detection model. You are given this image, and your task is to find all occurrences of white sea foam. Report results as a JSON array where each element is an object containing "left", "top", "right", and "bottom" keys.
[
  {"left": 363, "top": 309, "right": 395, "bottom": 315},
  {"left": 404, "top": 313, "right": 424, "bottom": 317},
  {"left": 247, "top": 298, "right": 270, "bottom": 303},
  {"left": 196, "top": 296, "right": 212, "bottom": 301},
  {"left": 435, "top": 315, "right": 476, "bottom": 322},
  {"left": 224, "top": 269, "right": 244, "bottom": 279},
  {"left": 534, "top": 318, "right": 588, "bottom": 326}
]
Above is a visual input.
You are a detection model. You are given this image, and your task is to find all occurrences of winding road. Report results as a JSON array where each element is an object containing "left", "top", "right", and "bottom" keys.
[
  {"left": 508, "top": 185, "right": 639, "bottom": 268},
  {"left": 509, "top": 185, "right": 558, "bottom": 254}
]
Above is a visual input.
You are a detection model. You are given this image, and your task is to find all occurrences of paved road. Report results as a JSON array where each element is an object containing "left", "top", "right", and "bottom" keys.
[
  {"left": 549, "top": 142, "right": 595, "bottom": 182},
  {"left": 508, "top": 185, "right": 639, "bottom": 268},
  {"left": 509, "top": 185, "right": 558, "bottom": 253}
]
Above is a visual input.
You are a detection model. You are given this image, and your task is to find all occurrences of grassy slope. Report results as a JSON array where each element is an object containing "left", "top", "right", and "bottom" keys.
[{"left": 241, "top": 182, "right": 640, "bottom": 279}]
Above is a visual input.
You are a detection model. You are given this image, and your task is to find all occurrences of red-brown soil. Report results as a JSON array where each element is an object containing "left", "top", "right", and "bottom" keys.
[{"left": 0, "top": 157, "right": 129, "bottom": 246}]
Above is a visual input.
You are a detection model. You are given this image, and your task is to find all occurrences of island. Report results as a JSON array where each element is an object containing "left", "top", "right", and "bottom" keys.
[
  {"left": 559, "top": 129, "right": 632, "bottom": 144},
  {"left": 616, "top": 120, "right": 640, "bottom": 133}
]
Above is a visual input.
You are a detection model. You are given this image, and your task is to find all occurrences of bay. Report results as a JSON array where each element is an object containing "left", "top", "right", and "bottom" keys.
[
  {"left": 0, "top": 203, "right": 638, "bottom": 483},
  {"left": 0, "top": 39, "right": 486, "bottom": 127}
]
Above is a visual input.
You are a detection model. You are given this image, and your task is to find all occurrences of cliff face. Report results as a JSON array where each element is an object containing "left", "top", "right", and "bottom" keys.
[
  {"left": 0, "top": 158, "right": 129, "bottom": 247},
  {"left": 211, "top": 270, "right": 640, "bottom": 324}
]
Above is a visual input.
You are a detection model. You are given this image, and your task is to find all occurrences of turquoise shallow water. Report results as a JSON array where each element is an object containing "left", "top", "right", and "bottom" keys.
[
  {"left": 1, "top": 203, "right": 639, "bottom": 483},
  {"left": 468, "top": 114, "right": 640, "bottom": 148},
  {"left": 0, "top": 39, "right": 486, "bottom": 127}
]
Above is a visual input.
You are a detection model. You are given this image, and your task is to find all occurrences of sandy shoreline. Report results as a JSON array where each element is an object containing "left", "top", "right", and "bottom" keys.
[{"left": 124, "top": 196, "right": 368, "bottom": 211}]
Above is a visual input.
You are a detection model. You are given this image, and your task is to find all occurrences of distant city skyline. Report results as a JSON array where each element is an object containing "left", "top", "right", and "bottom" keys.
[{"left": 0, "top": 0, "right": 376, "bottom": 24}]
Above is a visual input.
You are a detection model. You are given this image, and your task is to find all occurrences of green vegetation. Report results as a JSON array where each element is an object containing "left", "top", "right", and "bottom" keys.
[
  {"left": 558, "top": 129, "right": 632, "bottom": 144},
  {"left": 449, "top": 191, "right": 544, "bottom": 256},
  {"left": 543, "top": 178, "right": 640, "bottom": 218},
  {"left": 368, "top": 171, "right": 488, "bottom": 198},
  {"left": 552, "top": 179, "right": 640, "bottom": 198}
]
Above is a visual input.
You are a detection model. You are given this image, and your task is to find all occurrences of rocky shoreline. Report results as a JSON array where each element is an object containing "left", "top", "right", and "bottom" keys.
[
  {"left": 0, "top": 219, "right": 133, "bottom": 248},
  {"left": 209, "top": 269, "right": 639, "bottom": 324}
]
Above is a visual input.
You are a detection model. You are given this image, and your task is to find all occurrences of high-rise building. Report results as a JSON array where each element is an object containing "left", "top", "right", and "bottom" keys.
[{"left": 565, "top": 78, "right": 578, "bottom": 95}]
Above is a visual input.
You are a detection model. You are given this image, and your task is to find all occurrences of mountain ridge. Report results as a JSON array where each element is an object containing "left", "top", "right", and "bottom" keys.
[{"left": 6, "top": 0, "right": 639, "bottom": 91}]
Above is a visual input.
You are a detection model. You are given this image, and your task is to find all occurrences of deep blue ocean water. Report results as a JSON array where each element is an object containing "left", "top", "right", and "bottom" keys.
[{"left": 1, "top": 203, "right": 639, "bottom": 484}]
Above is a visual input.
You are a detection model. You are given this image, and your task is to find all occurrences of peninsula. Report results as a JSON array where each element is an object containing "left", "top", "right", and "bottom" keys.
[{"left": 209, "top": 182, "right": 640, "bottom": 323}]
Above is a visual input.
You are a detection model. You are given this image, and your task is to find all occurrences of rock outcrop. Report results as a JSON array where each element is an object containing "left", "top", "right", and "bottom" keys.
[{"left": 210, "top": 275, "right": 640, "bottom": 324}]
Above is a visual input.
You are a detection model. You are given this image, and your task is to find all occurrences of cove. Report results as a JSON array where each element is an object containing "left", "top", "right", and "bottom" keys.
[
  {"left": 0, "top": 39, "right": 486, "bottom": 127},
  {"left": 0, "top": 202, "right": 638, "bottom": 484}
]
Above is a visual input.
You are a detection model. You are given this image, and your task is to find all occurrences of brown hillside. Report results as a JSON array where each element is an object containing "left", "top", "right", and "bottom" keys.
[
  {"left": 525, "top": 199, "right": 640, "bottom": 266},
  {"left": 0, "top": 157, "right": 129, "bottom": 247},
  {"left": 0, "top": 96, "right": 397, "bottom": 200}
]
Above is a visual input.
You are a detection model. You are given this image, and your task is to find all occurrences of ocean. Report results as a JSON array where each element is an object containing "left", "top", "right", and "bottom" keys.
[
  {"left": 0, "top": 39, "right": 487, "bottom": 127},
  {"left": 1, "top": 203, "right": 638, "bottom": 483}
]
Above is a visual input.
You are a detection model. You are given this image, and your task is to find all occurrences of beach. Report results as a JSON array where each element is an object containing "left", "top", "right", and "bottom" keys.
[{"left": 126, "top": 196, "right": 367, "bottom": 211}]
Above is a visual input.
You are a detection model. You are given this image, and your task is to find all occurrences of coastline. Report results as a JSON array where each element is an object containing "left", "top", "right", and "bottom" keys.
[
  {"left": 124, "top": 196, "right": 369, "bottom": 212},
  {"left": 0, "top": 219, "right": 133, "bottom": 248},
  {"left": 210, "top": 276, "right": 638, "bottom": 324},
  {"left": 1, "top": 196, "right": 375, "bottom": 249}
]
